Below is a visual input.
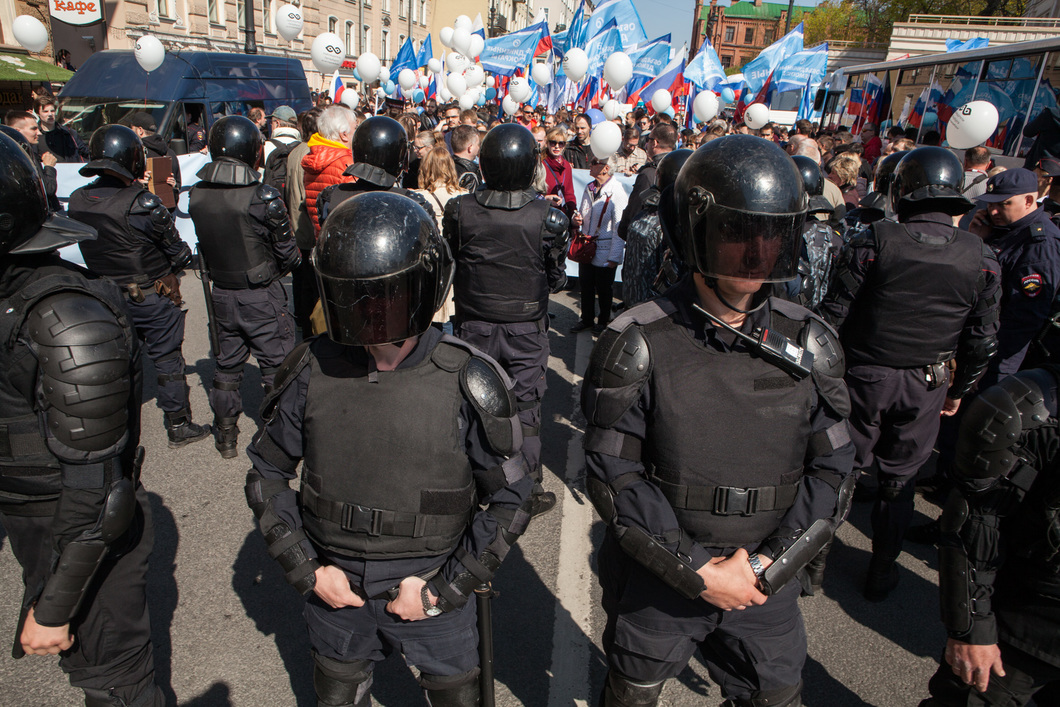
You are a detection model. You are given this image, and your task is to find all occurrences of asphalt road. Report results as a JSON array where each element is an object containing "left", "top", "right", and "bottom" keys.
[{"left": 0, "top": 277, "right": 975, "bottom": 706}]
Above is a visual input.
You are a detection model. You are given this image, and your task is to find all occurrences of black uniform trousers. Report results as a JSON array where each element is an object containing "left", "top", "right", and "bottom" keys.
[
  {"left": 0, "top": 487, "right": 161, "bottom": 705},
  {"left": 845, "top": 364, "right": 949, "bottom": 557},
  {"left": 209, "top": 281, "right": 296, "bottom": 420},
  {"left": 126, "top": 292, "right": 189, "bottom": 415},
  {"left": 579, "top": 264, "right": 618, "bottom": 327},
  {"left": 454, "top": 318, "right": 549, "bottom": 481},
  {"left": 598, "top": 535, "right": 806, "bottom": 701},
  {"left": 923, "top": 642, "right": 1060, "bottom": 707}
]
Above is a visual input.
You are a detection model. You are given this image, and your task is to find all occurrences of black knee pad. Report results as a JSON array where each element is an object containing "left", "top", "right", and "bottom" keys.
[
  {"left": 604, "top": 670, "right": 665, "bottom": 707},
  {"left": 83, "top": 682, "right": 162, "bottom": 707},
  {"left": 878, "top": 481, "right": 909, "bottom": 503},
  {"left": 313, "top": 653, "right": 373, "bottom": 707},
  {"left": 420, "top": 669, "right": 480, "bottom": 707},
  {"left": 725, "top": 681, "right": 802, "bottom": 707}
]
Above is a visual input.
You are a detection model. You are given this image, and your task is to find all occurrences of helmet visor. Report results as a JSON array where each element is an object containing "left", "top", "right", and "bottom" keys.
[
  {"left": 690, "top": 202, "right": 804, "bottom": 283},
  {"left": 316, "top": 267, "right": 439, "bottom": 346}
]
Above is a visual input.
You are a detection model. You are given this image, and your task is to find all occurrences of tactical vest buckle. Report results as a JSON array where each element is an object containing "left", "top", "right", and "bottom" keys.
[
  {"left": 342, "top": 504, "right": 384, "bottom": 536},
  {"left": 714, "top": 486, "right": 758, "bottom": 516}
]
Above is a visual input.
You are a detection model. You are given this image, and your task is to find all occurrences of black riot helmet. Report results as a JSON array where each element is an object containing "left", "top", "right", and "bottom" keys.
[
  {"left": 345, "top": 116, "right": 409, "bottom": 188},
  {"left": 890, "top": 146, "right": 973, "bottom": 217},
  {"left": 655, "top": 149, "right": 693, "bottom": 192},
  {"left": 479, "top": 123, "right": 538, "bottom": 191},
  {"left": 872, "top": 151, "right": 905, "bottom": 196},
  {"left": 663, "top": 134, "right": 807, "bottom": 284},
  {"left": 312, "top": 192, "right": 453, "bottom": 346},
  {"left": 0, "top": 124, "right": 31, "bottom": 152},
  {"left": 208, "top": 115, "right": 265, "bottom": 168},
  {"left": 80, "top": 124, "right": 146, "bottom": 181},
  {"left": 792, "top": 155, "right": 833, "bottom": 215},
  {"left": 0, "top": 132, "right": 96, "bottom": 257}
]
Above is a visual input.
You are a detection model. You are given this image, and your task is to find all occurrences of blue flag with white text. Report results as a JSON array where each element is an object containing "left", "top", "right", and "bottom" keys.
[
  {"left": 773, "top": 43, "right": 828, "bottom": 94},
  {"left": 391, "top": 37, "right": 417, "bottom": 74},
  {"left": 480, "top": 22, "right": 547, "bottom": 76},
  {"left": 630, "top": 34, "right": 671, "bottom": 79},
  {"left": 587, "top": 20, "right": 623, "bottom": 80},
  {"left": 416, "top": 35, "right": 433, "bottom": 68},
  {"left": 742, "top": 22, "right": 803, "bottom": 94},
  {"left": 585, "top": 0, "right": 647, "bottom": 47},
  {"left": 685, "top": 37, "right": 726, "bottom": 91}
]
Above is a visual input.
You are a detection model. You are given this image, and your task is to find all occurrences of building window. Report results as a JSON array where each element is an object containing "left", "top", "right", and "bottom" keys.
[
  {"left": 157, "top": 0, "right": 170, "bottom": 19},
  {"left": 382, "top": 28, "right": 390, "bottom": 61},
  {"left": 362, "top": 25, "right": 371, "bottom": 53},
  {"left": 382, "top": 0, "right": 389, "bottom": 13},
  {"left": 764, "top": 28, "right": 775, "bottom": 44},
  {"left": 329, "top": 16, "right": 338, "bottom": 33},
  {"left": 346, "top": 21, "right": 354, "bottom": 53},
  {"left": 724, "top": 26, "right": 734, "bottom": 43},
  {"left": 399, "top": 0, "right": 406, "bottom": 18},
  {"left": 237, "top": 0, "right": 245, "bottom": 28},
  {"left": 264, "top": 0, "right": 273, "bottom": 33},
  {"left": 721, "top": 54, "right": 732, "bottom": 68},
  {"left": 744, "top": 27, "right": 754, "bottom": 44},
  {"left": 419, "top": 0, "right": 426, "bottom": 24},
  {"left": 410, "top": 0, "right": 417, "bottom": 23},
  {"left": 207, "top": 0, "right": 219, "bottom": 23}
]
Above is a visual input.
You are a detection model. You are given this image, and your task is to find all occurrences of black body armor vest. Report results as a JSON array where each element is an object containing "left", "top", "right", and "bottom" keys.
[
  {"left": 0, "top": 259, "right": 131, "bottom": 512},
  {"left": 189, "top": 183, "right": 279, "bottom": 289},
  {"left": 642, "top": 305, "right": 815, "bottom": 547},
  {"left": 841, "top": 220, "right": 983, "bottom": 367},
  {"left": 70, "top": 184, "right": 171, "bottom": 285},
  {"left": 300, "top": 339, "right": 475, "bottom": 559},
  {"left": 453, "top": 196, "right": 552, "bottom": 323}
]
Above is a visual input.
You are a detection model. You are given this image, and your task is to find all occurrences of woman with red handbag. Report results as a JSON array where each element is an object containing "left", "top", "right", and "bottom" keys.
[{"left": 571, "top": 158, "right": 628, "bottom": 334}]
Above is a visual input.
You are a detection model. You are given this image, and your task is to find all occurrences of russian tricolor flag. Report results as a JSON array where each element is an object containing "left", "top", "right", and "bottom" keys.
[
  {"left": 629, "top": 55, "right": 685, "bottom": 110},
  {"left": 330, "top": 70, "right": 345, "bottom": 103}
]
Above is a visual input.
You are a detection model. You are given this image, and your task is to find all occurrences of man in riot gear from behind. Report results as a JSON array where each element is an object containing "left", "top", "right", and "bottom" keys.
[
  {"left": 783, "top": 155, "right": 843, "bottom": 311},
  {"left": 582, "top": 135, "right": 855, "bottom": 707},
  {"left": 244, "top": 192, "right": 535, "bottom": 706},
  {"left": 821, "top": 147, "right": 1000, "bottom": 602},
  {"left": 188, "top": 115, "right": 300, "bottom": 458},
  {"left": 443, "top": 123, "right": 570, "bottom": 518},
  {"left": 67, "top": 124, "right": 209, "bottom": 448},
  {"left": 0, "top": 132, "right": 164, "bottom": 706}
]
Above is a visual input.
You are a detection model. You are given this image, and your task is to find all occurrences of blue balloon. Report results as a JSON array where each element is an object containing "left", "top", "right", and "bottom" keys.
[
  {"left": 416, "top": 106, "right": 424, "bottom": 114},
  {"left": 485, "top": 87, "right": 497, "bottom": 100},
  {"left": 721, "top": 87, "right": 736, "bottom": 103},
  {"left": 586, "top": 108, "right": 606, "bottom": 126},
  {"left": 922, "top": 111, "right": 938, "bottom": 127},
  {"left": 476, "top": 94, "right": 486, "bottom": 106},
  {"left": 385, "top": 80, "right": 396, "bottom": 95},
  {"left": 413, "top": 88, "right": 425, "bottom": 103},
  {"left": 352, "top": 68, "right": 361, "bottom": 82}
]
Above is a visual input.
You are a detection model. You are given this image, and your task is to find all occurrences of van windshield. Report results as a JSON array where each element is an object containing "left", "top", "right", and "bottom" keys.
[{"left": 59, "top": 99, "right": 169, "bottom": 142}]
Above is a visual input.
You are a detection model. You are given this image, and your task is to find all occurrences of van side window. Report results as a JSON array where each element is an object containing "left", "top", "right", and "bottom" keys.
[{"left": 182, "top": 103, "right": 209, "bottom": 154}]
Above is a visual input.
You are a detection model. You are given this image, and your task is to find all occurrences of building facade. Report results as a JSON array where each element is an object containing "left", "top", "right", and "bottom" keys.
[{"left": 695, "top": 0, "right": 806, "bottom": 69}]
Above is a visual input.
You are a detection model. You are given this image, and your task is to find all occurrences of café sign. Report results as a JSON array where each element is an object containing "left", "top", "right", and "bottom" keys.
[{"left": 50, "top": 0, "right": 103, "bottom": 26}]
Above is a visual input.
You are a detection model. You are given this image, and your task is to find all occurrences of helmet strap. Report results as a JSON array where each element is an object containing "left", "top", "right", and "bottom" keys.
[{"left": 705, "top": 277, "right": 756, "bottom": 315}]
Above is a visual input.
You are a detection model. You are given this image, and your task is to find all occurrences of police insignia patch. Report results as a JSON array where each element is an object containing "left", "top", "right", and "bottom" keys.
[{"left": 1022, "top": 273, "right": 1043, "bottom": 296}]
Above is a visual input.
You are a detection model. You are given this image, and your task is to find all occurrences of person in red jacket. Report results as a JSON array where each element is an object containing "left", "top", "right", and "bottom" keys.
[{"left": 301, "top": 105, "right": 357, "bottom": 235}]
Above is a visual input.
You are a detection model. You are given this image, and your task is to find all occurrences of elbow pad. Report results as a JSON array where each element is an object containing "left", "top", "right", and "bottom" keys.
[
  {"left": 246, "top": 470, "right": 319, "bottom": 594},
  {"left": 950, "top": 334, "right": 998, "bottom": 400},
  {"left": 258, "top": 184, "right": 295, "bottom": 244}
]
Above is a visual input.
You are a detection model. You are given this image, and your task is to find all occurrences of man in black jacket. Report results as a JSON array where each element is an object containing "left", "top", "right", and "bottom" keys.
[{"left": 122, "top": 112, "right": 181, "bottom": 210}]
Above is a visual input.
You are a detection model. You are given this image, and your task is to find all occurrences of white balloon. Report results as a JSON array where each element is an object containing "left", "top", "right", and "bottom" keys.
[
  {"left": 419, "top": 75, "right": 430, "bottom": 89},
  {"left": 375, "top": 87, "right": 387, "bottom": 98},
  {"left": 274, "top": 4, "right": 304, "bottom": 42},
  {"left": 134, "top": 35, "right": 166, "bottom": 73},
  {"left": 379, "top": 66, "right": 390, "bottom": 83},
  {"left": 563, "top": 48, "right": 589, "bottom": 83},
  {"left": 437, "top": 81, "right": 452, "bottom": 103},
  {"left": 469, "top": 35, "right": 485, "bottom": 58},
  {"left": 310, "top": 33, "right": 345, "bottom": 74},
  {"left": 454, "top": 15, "right": 473, "bottom": 31},
  {"left": 650, "top": 89, "right": 672, "bottom": 113},
  {"left": 947, "top": 100, "right": 1001, "bottom": 150},
  {"left": 744, "top": 103, "right": 770, "bottom": 130},
  {"left": 356, "top": 52, "right": 380, "bottom": 83},
  {"left": 509, "top": 76, "right": 531, "bottom": 103},
  {"left": 459, "top": 91, "right": 477, "bottom": 111},
  {"left": 590, "top": 121, "right": 622, "bottom": 159},
  {"left": 603, "top": 52, "right": 633, "bottom": 90},
  {"left": 602, "top": 99, "right": 623, "bottom": 121},
  {"left": 447, "top": 53, "right": 469, "bottom": 74},
  {"left": 465, "top": 64, "right": 485, "bottom": 88},
  {"left": 502, "top": 95, "right": 520, "bottom": 116},
  {"left": 428, "top": 58, "right": 443, "bottom": 74},
  {"left": 531, "top": 63, "right": 551, "bottom": 87},
  {"left": 340, "top": 89, "right": 360, "bottom": 108},
  {"left": 440, "top": 26, "right": 454, "bottom": 48},
  {"left": 486, "top": 76, "right": 496, "bottom": 88},
  {"left": 398, "top": 68, "right": 417, "bottom": 91},
  {"left": 693, "top": 91, "right": 720, "bottom": 123},
  {"left": 446, "top": 73, "right": 467, "bottom": 99},
  {"left": 12, "top": 15, "right": 48, "bottom": 53},
  {"left": 452, "top": 28, "right": 472, "bottom": 57}
]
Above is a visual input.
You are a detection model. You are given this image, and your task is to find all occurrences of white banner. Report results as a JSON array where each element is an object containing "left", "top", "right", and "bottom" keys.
[{"left": 49, "top": 0, "right": 104, "bottom": 26}]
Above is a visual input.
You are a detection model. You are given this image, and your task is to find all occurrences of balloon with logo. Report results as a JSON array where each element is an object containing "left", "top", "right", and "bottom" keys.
[
  {"left": 446, "top": 73, "right": 467, "bottom": 99},
  {"left": 509, "top": 76, "right": 532, "bottom": 104},
  {"left": 721, "top": 87, "right": 736, "bottom": 104},
  {"left": 946, "top": 100, "right": 1000, "bottom": 149},
  {"left": 275, "top": 4, "right": 304, "bottom": 42},
  {"left": 311, "top": 33, "right": 345, "bottom": 74},
  {"left": 744, "top": 103, "right": 770, "bottom": 130},
  {"left": 356, "top": 52, "right": 380, "bottom": 83},
  {"left": 693, "top": 91, "right": 720, "bottom": 123},
  {"left": 602, "top": 99, "right": 623, "bottom": 121},
  {"left": 447, "top": 53, "right": 469, "bottom": 75},
  {"left": 340, "top": 89, "right": 360, "bottom": 109},
  {"left": 502, "top": 95, "right": 519, "bottom": 116},
  {"left": 590, "top": 121, "right": 622, "bottom": 159},
  {"left": 603, "top": 52, "right": 633, "bottom": 90},
  {"left": 650, "top": 89, "right": 672, "bottom": 113},
  {"left": 398, "top": 68, "right": 417, "bottom": 91},
  {"left": 133, "top": 35, "right": 166, "bottom": 73},
  {"left": 563, "top": 48, "right": 589, "bottom": 83},
  {"left": 465, "top": 64, "right": 485, "bottom": 88},
  {"left": 428, "top": 57, "right": 443, "bottom": 74},
  {"left": 531, "top": 63, "right": 551, "bottom": 88},
  {"left": 13, "top": 15, "right": 49, "bottom": 53}
]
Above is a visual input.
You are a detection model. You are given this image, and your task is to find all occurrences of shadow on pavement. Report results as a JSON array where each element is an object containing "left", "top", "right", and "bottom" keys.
[
  {"left": 802, "top": 655, "right": 879, "bottom": 707},
  {"left": 179, "top": 681, "right": 233, "bottom": 706},
  {"left": 146, "top": 492, "right": 179, "bottom": 706}
]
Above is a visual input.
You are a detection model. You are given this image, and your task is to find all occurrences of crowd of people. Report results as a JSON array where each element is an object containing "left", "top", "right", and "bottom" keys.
[{"left": 3, "top": 85, "right": 1060, "bottom": 707}]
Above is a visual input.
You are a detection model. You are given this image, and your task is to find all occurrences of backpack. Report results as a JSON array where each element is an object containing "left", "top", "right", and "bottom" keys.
[{"left": 262, "top": 138, "right": 300, "bottom": 195}]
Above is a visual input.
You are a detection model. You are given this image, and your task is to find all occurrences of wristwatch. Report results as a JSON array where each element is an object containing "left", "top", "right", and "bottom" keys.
[
  {"left": 421, "top": 583, "right": 443, "bottom": 617},
  {"left": 747, "top": 553, "right": 766, "bottom": 579}
]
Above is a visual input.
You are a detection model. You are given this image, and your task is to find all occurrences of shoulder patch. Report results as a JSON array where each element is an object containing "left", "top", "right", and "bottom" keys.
[
  {"left": 1021, "top": 273, "right": 1043, "bottom": 297},
  {"left": 260, "top": 341, "right": 312, "bottom": 422}
]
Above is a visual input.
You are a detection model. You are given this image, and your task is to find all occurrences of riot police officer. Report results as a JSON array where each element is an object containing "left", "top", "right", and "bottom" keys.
[
  {"left": 442, "top": 123, "right": 569, "bottom": 517},
  {"left": 0, "top": 132, "right": 164, "bottom": 706},
  {"left": 785, "top": 155, "right": 843, "bottom": 311},
  {"left": 821, "top": 147, "right": 1000, "bottom": 602},
  {"left": 316, "top": 115, "right": 434, "bottom": 225},
  {"left": 582, "top": 135, "right": 856, "bottom": 707},
  {"left": 188, "top": 115, "right": 300, "bottom": 458},
  {"left": 919, "top": 367, "right": 1060, "bottom": 705},
  {"left": 244, "top": 192, "right": 534, "bottom": 707},
  {"left": 67, "top": 124, "right": 209, "bottom": 448}
]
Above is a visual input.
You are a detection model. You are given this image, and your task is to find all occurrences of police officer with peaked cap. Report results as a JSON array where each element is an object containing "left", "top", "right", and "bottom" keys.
[
  {"left": 244, "top": 191, "right": 535, "bottom": 706},
  {"left": 188, "top": 115, "right": 300, "bottom": 458},
  {"left": 67, "top": 124, "right": 209, "bottom": 448},
  {"left": 821, "top": 147, "right": 1001, "bottom": 602},
  {"left": 0, "top": 131, "right": 164, "bottom": 706},
  {"left": 315, "top": 115, "right": 435, "bottom": 225},
  {"left": 443, "top": 123, "right": 570, "bottom": 517},
  {"left": 582, "top": 135, "right": 856, "bottom": 707}
]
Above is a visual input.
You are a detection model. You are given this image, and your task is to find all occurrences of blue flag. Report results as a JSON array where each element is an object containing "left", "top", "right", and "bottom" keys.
[
  {"left": 773, "top": 42, "right": 828, "bottom": 94},
  {"left": 685, "top": 37, "right": 726, "bottom": 91},
  {"left": 586, "top": 19, "right": 623, "bottom": 80},
  {"left": 585, "top": 0, "right": 647, "bottom": 47},
  {"left": 480, "top": 22, "right": 547, "bottom": 76},
  {"left": 742, "top": 22, "right": 803, "bottom": 94},
  {"left": 946, "top": 37, "right": 989, "bottom": 52},
  {"left": 391, "top": 37, "right": 417, "bottom": 74},
  {"left": 630, "top": 34, "right": 671, "bottom": 79},
  {"left": 566, "top": 0, "right": 589, "bottom": 52},
  {"left": 796, "top": 76, "right": 816, "bottom": 122},
  {"left": 416, "top": 35, "right": 433, "bottom": 68}
]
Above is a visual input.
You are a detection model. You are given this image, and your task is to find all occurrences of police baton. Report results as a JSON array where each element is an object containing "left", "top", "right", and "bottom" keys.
[{"left": 476, "top": 583, "right": 496, "bottom": 707}]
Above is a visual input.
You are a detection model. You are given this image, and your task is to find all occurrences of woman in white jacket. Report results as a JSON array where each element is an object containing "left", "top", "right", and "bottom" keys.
[{"left": 571, "top": 158, "right": 628, "bottom": 334}]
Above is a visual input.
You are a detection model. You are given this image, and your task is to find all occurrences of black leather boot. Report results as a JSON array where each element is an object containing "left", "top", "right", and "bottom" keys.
[{"left": 163, "top": 408, "right": 209, "bottom": 449}]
